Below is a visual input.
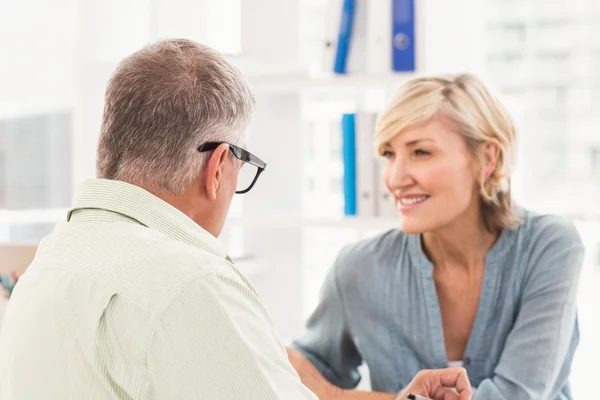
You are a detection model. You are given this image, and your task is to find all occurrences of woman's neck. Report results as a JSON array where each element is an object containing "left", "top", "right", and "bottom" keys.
[{"left": 422, "top": 216, "right": 500, "bottom": 274}]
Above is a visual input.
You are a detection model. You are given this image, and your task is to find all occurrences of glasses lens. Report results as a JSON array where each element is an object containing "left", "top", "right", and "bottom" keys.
[{"left": 237, "top": 163, "right": 258, "bottom": 193}]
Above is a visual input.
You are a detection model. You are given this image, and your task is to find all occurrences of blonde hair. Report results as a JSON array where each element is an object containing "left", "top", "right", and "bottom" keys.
[{"left": 375, "top": 73, "right": 520, "bottom": 232}]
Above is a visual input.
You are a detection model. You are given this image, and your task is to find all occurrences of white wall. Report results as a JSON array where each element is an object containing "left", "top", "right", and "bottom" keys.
[
  {"left": 419, "top": 0, "right": 487, "bottom": 76},
  {"left": 0, "top": 0, "right": 240, "bottom": 120},
  {"left": 0, "top": 0, "right": 75, "bottom": 118}
]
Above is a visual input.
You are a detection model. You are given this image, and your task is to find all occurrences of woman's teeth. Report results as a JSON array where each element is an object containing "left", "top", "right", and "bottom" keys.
[{"left": 399, "top": 196, "right": 429, "bottom": 205}]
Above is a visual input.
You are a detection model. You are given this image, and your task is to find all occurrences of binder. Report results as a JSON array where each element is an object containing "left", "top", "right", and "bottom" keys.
[
  {"left": 365, "top": 0, "right": 393, "bottom": 73},
  {"left": 355, "top": 112, "right": 378, "bottom": 217},
  {"left": 392, "top": 0, "right": 416, "bottom": 72},
  {"left": 334, "top": 0, "right": 356, "bottom": 74},
  {"left": 346, "top": 0, "right": 367, "bottom": 73},
  {"left": 321, "top": 0, "right": 343, "bottom": 73},
  {"left": 342, "top": 113, "right": 357, "bottom": 215}
]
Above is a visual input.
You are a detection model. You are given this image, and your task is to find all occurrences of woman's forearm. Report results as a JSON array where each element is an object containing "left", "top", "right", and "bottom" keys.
[
  {"left": 339, "top": 390, "right": 397, "bottom": 400},
  {"left": 287, "top": 348, "right": 397, "bottom": 399}
]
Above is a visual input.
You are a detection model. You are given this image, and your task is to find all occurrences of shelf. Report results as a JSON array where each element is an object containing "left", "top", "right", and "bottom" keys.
[
  {"left": 246, "top": 72, "right": 414, "bottom": 94},
  {"left": 228, "top": 55, "right": 414, "bottom": 93},
  {"left": 225, "top": 215, "right": 401, "bottom": 229},
  {"left": 0, "top": 208, "right": 68, "bottom": 225},
  {"left": 2, "top": 208, "right": 599, "bottom": 231},
  {"left": 0, "top": 208, "right": 400, "bottom": 229}
]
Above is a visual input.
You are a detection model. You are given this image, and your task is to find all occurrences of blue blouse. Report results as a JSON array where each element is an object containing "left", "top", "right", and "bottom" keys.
[{"left": 292, "top": 209, "right": 585, "bottom": 399}]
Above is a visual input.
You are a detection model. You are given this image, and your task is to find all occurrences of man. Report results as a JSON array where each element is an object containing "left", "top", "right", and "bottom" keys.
[{"left": 0, "top": 39, "right": 471, "bottom": 399}]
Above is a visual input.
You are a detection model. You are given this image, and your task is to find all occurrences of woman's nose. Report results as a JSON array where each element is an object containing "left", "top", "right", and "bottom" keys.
[{"left": 386, "top": 160, "right": 414, "bottom": 190}]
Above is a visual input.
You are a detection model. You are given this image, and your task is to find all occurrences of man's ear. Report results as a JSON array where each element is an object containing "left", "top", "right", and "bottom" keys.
[{"left": 203, "top": 143, "right": 231, "bottom": 201}]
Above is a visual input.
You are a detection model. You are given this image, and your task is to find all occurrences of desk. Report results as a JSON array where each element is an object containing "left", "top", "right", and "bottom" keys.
[{"left": 0, "top": 244, "right": 37, "bottom": 275}]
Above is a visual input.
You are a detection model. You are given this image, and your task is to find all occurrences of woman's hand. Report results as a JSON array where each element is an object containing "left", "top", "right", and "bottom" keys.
[
  {"left": 398, "top": 368, "right": 472, "bottom": 400},
  {"left": 286, "top": 347, "right": 471, "bottom": 400}
]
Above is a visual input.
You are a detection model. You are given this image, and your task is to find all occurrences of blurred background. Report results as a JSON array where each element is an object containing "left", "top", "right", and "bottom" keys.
[{"left": 0, "top": 0, "right": 599, "bottom": 397}]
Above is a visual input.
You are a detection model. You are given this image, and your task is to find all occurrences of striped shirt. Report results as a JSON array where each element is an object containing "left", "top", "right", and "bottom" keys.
[{"left": 0, "top": 179, "right": 317, "bottom": 400}]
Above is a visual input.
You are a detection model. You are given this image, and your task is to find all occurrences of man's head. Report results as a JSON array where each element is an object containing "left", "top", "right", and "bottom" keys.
[{"left": 97, "top": 39, "right": 255, "bottom": 237}]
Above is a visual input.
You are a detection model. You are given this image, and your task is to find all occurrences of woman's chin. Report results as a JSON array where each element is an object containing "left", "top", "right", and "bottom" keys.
[{"left": 399, "top": 218, "right": 434, "bottom": 234}]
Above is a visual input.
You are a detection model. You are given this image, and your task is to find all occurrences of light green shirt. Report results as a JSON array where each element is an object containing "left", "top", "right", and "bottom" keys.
[{"left": 0, "top": 179, "right": 317, "bottom": 400}]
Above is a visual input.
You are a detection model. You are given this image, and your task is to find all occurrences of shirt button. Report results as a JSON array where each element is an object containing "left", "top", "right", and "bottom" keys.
[{"left": 464, "top": 357, "right": 472, "bottom": 365}]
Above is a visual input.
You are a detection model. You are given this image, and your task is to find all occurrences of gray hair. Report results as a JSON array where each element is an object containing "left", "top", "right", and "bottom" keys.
[{"left": 97, "top": 38, "right": 255, "bottom": 194}]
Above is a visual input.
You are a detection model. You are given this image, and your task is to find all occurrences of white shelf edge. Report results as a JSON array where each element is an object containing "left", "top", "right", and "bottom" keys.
[
  {"left": 246, "top": 72, "right": 415, "bottom": 93},
  {"left": 0, "top": 208, "right": 69, "bottom": 225},
  {"left": 225, "top": 215, "right": 401, "bottom": 230},
  {"left": 0, "top": 208, "right": 400, "bottom": 229},
  {"left": 2, "top": 208, "right": 599, "bottom": 230}
]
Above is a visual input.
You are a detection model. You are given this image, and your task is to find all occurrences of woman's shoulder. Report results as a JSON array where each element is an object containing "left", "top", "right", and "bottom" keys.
[
  {"left": 515, "top": 208, "right": 583, "bottom": 249},
  {"left": 334, "top": 228, "right": 410, "bottom": 274},
  {"left": 508, "top": 208, "right": 585, "bottom": 283},
  {"left": 330, "top": 229, "right": 412, "bottom": 295}
]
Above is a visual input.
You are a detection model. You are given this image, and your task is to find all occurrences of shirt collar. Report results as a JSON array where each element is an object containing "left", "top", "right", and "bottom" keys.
[
  {"left": 407, "top": 222, "right": 517, "bottom": 275},
  {"left": 67, "top": 178, "right": 230, "bottom": 261}
]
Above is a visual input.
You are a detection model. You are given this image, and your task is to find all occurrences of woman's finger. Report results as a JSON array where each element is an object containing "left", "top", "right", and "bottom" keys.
[
  {"left": 438, "top": 367, "right": 472, "bottom": 398},
  {"left": 443, "top": 387, "right": 460, "bottom": 400}
]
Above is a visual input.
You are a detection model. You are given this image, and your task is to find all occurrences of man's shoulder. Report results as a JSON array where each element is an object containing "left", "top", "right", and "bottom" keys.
[
  {"left": 36, "top": 221, "right": 236, "bottom": 316},
  {"left": 109, "top": 229, "right": 238, "bottom": 315}
]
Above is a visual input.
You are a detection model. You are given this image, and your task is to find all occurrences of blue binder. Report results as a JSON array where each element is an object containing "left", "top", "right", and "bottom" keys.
[
  {"left": 334, "top": 0, "right": 356, "bottom": 74},
  {"left": 342, "top": 113, "right": 357, "bottom": 216},
  {"left": 392, "top": 0, "right": 416, "bottom": 72}
]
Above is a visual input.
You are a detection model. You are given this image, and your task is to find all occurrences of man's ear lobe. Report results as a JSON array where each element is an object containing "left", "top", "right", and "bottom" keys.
[{"left": 204, "top": 144, "right": 230, "bottom": 200}]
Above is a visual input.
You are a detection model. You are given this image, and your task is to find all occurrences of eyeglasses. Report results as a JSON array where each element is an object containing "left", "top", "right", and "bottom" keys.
[{"left": 197, "top": 141, "right": 267, "bottom": 194}]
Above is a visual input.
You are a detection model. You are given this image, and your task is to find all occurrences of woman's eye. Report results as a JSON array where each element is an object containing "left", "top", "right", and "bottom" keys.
[
  {"left": 380, "top": 150, "right": 394, "bottom": 158},
  {"left": 413, "top": 149, "right": 430, "bottom": 156}
]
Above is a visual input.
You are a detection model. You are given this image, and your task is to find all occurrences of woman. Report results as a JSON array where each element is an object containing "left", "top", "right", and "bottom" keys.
[{"left": 290, "top": 74, "right": 585, "bottom": 399}]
